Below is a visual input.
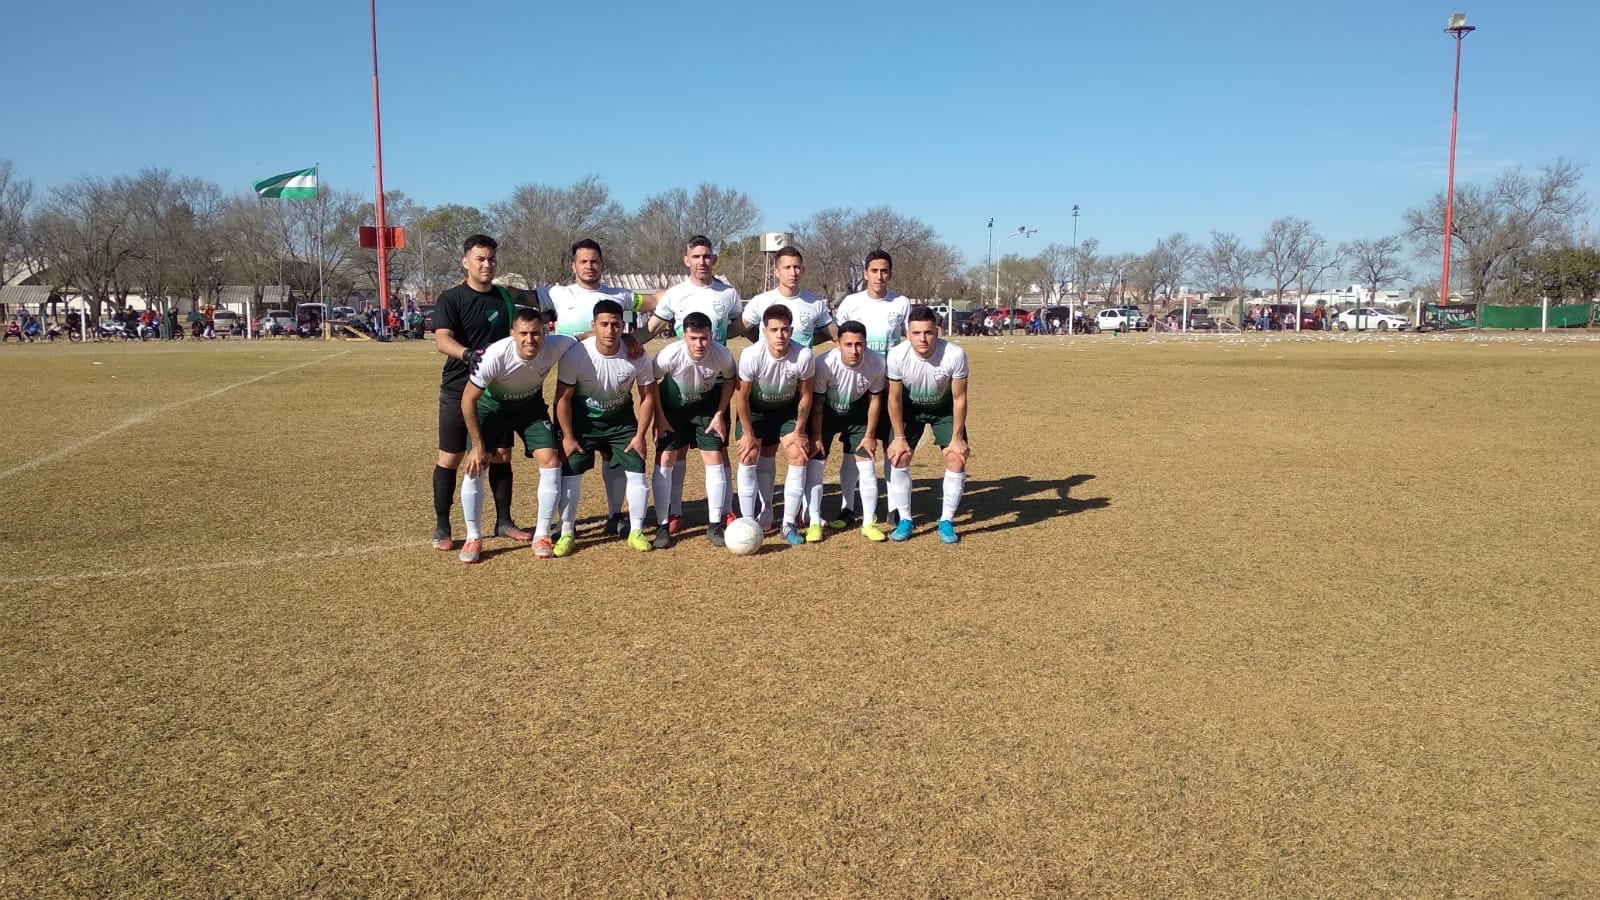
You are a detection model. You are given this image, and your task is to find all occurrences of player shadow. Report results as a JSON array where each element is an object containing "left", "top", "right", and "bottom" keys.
[{"left": 900, "top": 473, "right": 1109, "bottom": 535}]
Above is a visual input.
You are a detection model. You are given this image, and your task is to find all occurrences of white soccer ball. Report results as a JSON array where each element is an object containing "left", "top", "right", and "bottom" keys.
[{"left": 724, "top": 517, "right": 764, "bottom": 556}]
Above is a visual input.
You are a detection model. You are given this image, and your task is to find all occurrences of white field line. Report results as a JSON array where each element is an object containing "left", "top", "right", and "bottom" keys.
[
  {"left": 0, "top": 541, "right": 416, "bottom": 587},
  {"left": 0, "top": 351, "right": 350, "bottom": 483}
]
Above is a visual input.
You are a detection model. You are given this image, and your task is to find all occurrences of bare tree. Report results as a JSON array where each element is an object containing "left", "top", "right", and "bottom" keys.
[
  {"left": 1339, "top": 235, "right": 1410, "bottom": 316},
  {"left": 1402, "top": 158, "right": 1589, "bottom": 302},
  {"left": 0, "top": 159, "right": 34, "bottom": 284},
  {"left": 1259, "top": 216, "right": 1320, "bottom": 307},
  {"left": 1035, "top": 242, "right": 1073, "bottom": 303},
  {"left": 1199, "top": 230, "right": 1260, "bottom": 300},
  {"left": 1152, "top": 231, "right": 1198, "bottom": 301},
  {"left": 410, "top": 203, "right": 489, "bottom": 299},
  {"left": 30, "top": 175, "right": 144, "bottom": 319},
  {"left": 790, "top": 206, "right": 960, "bottom": 302},
  {"left": 124, "top": 169, "right": 227, "bottom": 317},
  {"left": 1098, "top": 252, "right": 1138, "bottom": 304},
  {"left": 618, "top": 182, "right": 759, "bottom": 279},
  {"left": 1071, "top": 237, "right": 1101, "bottom": 302},
  {"left": 490, "top": 175, "right": 626, "bottom": 286}
]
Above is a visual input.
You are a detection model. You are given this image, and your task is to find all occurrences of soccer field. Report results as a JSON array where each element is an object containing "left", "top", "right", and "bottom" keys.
[{"left": 2, "top": 333, "right": 1597, "bottom": 895}]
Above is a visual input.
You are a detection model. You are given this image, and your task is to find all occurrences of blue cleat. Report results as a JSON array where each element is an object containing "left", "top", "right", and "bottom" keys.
[
  {"left": 937, "top": 520, "right": 960, "bottom": 544},
  {"left": 890, "top": 518, "right": 914, "bottom": 542},
  {"left": 782, "top": 524, "right": 805, "bottom": 546}
]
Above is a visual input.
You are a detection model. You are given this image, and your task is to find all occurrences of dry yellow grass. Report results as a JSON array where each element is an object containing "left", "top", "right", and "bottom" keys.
[{"left": 2, "top": 332, "right": 1597, "bottom": 895}]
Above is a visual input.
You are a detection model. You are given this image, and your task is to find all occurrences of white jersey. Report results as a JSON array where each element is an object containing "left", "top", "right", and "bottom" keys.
[
  {"left": 538, "top": 284, "right": 643, "bottom": 337},
  {"left": 738, "top": 343, "right": 815, "bottom": 412},
  {"left": 834, "top": 291, "right": 913, "bottom": 354},
  {"left": 557, "top": 336, "right": 656, "bottom": 424},
  {"left": 653, "top": 338, "right": 736, "bottom": 411},
  {"left": 742, "top": 289, "right": 833, "bottom": 348},
  {"left": 654, "top": 279, "right": 742, "bottom": 344},
  {"left": 812, "top": 347, "right": 887, "bottom": 417},
  {"left": 470, "top": 333, "right": 577, "bottom": 407},
  {"left": 887, "top": 339, "right": 968, "bottom": 412}
]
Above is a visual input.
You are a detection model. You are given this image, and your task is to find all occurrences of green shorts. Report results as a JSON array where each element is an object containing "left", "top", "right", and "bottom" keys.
[
  {"left": 563, "top": 419, "right": 646, "bottom": 474},
  {"left": 818, "top": 412, "right": 875, "bottom": 459},
  {"left": 901, "top": 409, "right": 967, "bottom": 449},
  {"left": 473, "top": 403, "right": 558, "bottom": 455},
  {"left": 658, "top": 409, "right": 728, "bottom": 452},
  {"left": 735, "top": 407, "right": 799, "bottom": 446}
]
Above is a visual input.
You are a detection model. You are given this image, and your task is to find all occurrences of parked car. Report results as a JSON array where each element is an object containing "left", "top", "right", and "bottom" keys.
[
  {"left": 211, "top": 310, "right": 241, "bottom": 336},
  {"left": 1337, "top": 307, "right": 1409, "bottom": 332},
  {"left": 259, "top": 308, "right": 295, "bottom": 335},
  {"left": 1095, "top": 307, "right": 1150, "bottom": 332},
  {"left": 330, "top": 306, "right": 359, "bottom": 321},
  {"left": 1160, "top": 308, "right": 1215, "bottom": 331}
]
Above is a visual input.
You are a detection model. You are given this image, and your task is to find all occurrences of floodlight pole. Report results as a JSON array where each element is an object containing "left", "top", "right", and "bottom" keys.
[
  {"left": 1439, "top": 15, "right": 1476, "bottom": 316},
  {"left": 1069, "top": 205, "right": 1080, "bottom": 334},
  {"left": 370, "top": 0, "right": 391, "bottom": 336},
  {"left": 996, "top": 227, "right": 1037, "bottom": 335}
]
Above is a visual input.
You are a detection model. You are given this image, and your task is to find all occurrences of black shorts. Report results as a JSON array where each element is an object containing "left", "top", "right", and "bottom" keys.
[{"left": 438, "top": 392, "right": 513, "bottom": 454}]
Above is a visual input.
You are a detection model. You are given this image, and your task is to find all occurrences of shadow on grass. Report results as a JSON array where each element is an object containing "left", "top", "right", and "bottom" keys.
[{"left": 929, "top": 473, "right": 1110, "bottom": 535}]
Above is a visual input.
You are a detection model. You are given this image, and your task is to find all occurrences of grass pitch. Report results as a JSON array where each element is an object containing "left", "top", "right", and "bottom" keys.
[{"left": 2, "top": 332, "right": 1597, "bottom": 895}]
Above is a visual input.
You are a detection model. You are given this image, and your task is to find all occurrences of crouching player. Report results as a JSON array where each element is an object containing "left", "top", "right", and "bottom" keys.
[
  {"left": 733, "top": 305, "right": 815, "bottom": 545},
  {"left": 649, "top": 312, "right": 737, "bottom": 548},
  {"left": 807, "top": 321, "right": 888, "bottom": 542},
  {"left": 885, "top": 306, "right": 970, "bottom": 544},
  {"left": 459, "top": 308, "right": 578, "bottom": 562}
]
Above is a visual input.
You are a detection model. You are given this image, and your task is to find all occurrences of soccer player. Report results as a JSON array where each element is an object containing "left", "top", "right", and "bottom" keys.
[
  {"left": 829, "top": 249, "right": 912, "bottom": 529},
  {"left": 733, "top": 305, "right": 815, "bottom": 546},
  {"left": 458, "top": 308, "right": 578, "bottom": 562},
  {"left": 808, "top": 321, "right": 889, "bottom": 543},
  {"left": 885, "top": 305, "right": 970, "bottom": 544},
  {"left": 553, "top": 299, "right": 660, "bottom": 555},
  {"left": 429, "top": 234, "right": 534, "bottom": 551},
  {"left": 649, "top": 311, "right": 736, "bottom": 549},
  {"left": 742, "top": 246, "right": 837, "bottom": 349}
]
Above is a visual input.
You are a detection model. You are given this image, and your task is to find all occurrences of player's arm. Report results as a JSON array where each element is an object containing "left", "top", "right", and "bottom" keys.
[
  {"left": 792, "top": 376, "right": 814, "bottom": 445},
  {"left": 554, "top": 381, "right": 581, "bottom": 457},
  {"left": 861, "top": 391, "right": 883, "bottom": 457},
  {"left": 709, "top": 377, "right": 735, "bottom": 443},
  {"left": 886, "top": 379, "right": 911, "bottom": 467},
  {"left": 808, "top": 382, "right": 826, "bottom": 441},
  {"left": 642, "top": 313, "right": 676, "bottom": 340},
  {"left": 630, "top": 383, "right": 658, "bottom": 458},
  {"left": 948, "top": 376, "right": 969, "bottom": 460},
  {"left": 813, "top": 322, "right": 841, "bottom": 349},
  {"left": 434, "top": 327, "right": 475, "bottom": 364},
  {"left": 459, "top": 382, "right": 492, "bottom": 477}
]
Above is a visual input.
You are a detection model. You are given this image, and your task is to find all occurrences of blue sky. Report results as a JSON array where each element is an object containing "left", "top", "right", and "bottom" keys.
[{"left": 6, "top": 0, "right": 1594, "bottom": 275}]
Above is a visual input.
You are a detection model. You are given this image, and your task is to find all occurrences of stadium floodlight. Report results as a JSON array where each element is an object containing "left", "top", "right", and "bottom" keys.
[{"left": 1439, "top": 13, "right": 1477, "bottom": 317}]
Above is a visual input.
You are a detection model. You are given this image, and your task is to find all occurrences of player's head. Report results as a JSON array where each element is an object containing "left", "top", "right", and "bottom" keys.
[
  {"left": 864, "top": 250, "right": 892, "bottom": 295},
  {"left": 907, "top": 305, "right": 940, "bottom": 357},
  {"left": 684, "top": 235, "right": 716, "bottom": 284},
  {"left": 591, "top": 298, "right": 625, "bottom": 350},
  {"left": 570, "top": 239, "right": 604, "bottom": 288},
  {"left": 774, "top": 246, "right": 804, "bottom": 292},
  {"left": 461, "top": 234, "right": 498, "bottom": 289},
  {"left": 512, "top": 306, "right": 545, "bottom": 359},
  {"left": 838, "top": 320, "right": 867, "bottom": 367},
  {"left": 762, "top": 304, "right": 793, "bottom": 357},
  {"left": 682, "top": 311, "right": 713, "bottom": 359}
]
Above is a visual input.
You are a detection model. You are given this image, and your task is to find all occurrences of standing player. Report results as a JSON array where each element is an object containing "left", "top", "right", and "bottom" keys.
[
  {"left": 553, "top": 299, "right": 660, "bottom": 555},
  {"left": 807, "top": 321, "right": 888, "bottom": 542},
  {"left": 645, "top": 235, "right": 746, "bottom": 530},
  {"left": 429, "top": 234, "right": 533, "bottom": 551},
  {"left": 733, "top": 305, "right": 815, "bottom": 546},
  {"left": 649, "top": 312, "right": 736, "bottom": 549},
  {"left": 458, "top": 308, "right": 577, "bottom": 562},
  {"left": 742, "top": 246, "right": 837, "bottom": 349},
  {"left": 885, "top": 306, "right": 970, "bottom": 544},
  {"left": 829, "top": 249, "right": 912, "bottom": 529}
]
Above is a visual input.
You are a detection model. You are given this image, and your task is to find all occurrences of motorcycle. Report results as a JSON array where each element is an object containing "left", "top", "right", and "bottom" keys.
[
  {"left": 138, "top": 321, "right": 162, "bottom": 341},
  {"left": 97, "top": 320, "right": 133, "bottom": 341}
]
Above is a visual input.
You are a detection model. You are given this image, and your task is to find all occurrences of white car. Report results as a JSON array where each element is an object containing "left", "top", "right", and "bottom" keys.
[
  {"left": 259, "top": 309, "right": 295, "bottom": 335},
  {"left": 1337, "top": 308, "right": 1409, "bottom": 332},
  {"left": 1095, "top": 307, "right": 1149, "bottom": 332}
]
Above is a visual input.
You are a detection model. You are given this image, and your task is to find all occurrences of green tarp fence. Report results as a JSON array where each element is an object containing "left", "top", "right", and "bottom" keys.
[{"left": 1480, "top": 304, "right": 1594, "bottom": 329}]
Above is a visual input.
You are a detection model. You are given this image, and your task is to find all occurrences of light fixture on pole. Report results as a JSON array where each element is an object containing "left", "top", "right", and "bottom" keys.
[
  {"left": 1439, "top": 12, "right": 1476, "bottom": 318},
  {"left": 995, "top": 226, "right": 1038, "bottom": 335}
]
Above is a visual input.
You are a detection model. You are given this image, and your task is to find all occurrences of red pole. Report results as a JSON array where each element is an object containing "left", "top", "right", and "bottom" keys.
[
  {"left": 371, "top": 0, "right": 390, "bottom": 330},
  {"left": 1440, "top": 25, "right": 1473, "bottom": 309}
]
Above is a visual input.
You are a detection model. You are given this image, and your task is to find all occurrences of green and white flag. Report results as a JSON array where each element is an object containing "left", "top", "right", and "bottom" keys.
[{"left": 253, "top": 167, "right": 318, "bottom": 199}]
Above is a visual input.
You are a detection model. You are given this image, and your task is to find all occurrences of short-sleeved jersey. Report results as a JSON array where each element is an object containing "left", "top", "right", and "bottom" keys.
[
  {"left": 742, "top": 289, "right": 833, "bottom": 348},
  {"left": 653, "top": 338, "right": 736, "bottom": 415},
  {"left": 813, "top": 347, "right": 887, "bottom": 419},
  {"left": 654, "top": 279, "right": 742, "bottom": 343},
  {"left": 738, "top": 343, "right": 815, "bottom": 413},
  {"left": 834, "top": 291, "right": 913, "bottom": 355},
  {"left": 469, "top": 333, "right": 577, "bottom": 412},
  {"left": 887, "top": 339, "right": 968, "bottom": 415},
  {"left": 433, "top": 283, "right": 519, "bottom": 393},
  {"left": 539, "top": 283, "right": 644, "bottom": 337},
  {"left": 557, "top": 336, "right": 656, "bottom": 425}
]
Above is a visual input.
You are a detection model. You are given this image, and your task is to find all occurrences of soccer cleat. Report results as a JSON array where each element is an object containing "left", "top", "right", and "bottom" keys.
[
  {"left": 782, "top": 525, "right": 805, "bottom": 546},
  {"left": 552, "top": 533, "right": 577, "bottom": 558},
  {"left": 627, "top": 529, "right": 653, "bottom": 552},
  {"left": 494, "top": 521, "right": 532, "bottom": 541},
  {"left": 829, "top": 507, "right": 859, "bottom": 531},
  {"left": 723, "top": 512, "right": 738, "bottom": 528},
  {"left": 937, "top": 520, "right": 960, "bottom": 544},
  {"left": 805, "top": 523, "right": 824, "bottom": 543},
  {"left": 431, "top": 524, "right": 454, "bottom": 552},
  {"left": 861, "top": 521, "right": 888, "bottom": 543},
  {"left": 706, "top": 523, "right": 726, "bottom": 548},
  {"left": 667, "top": 514, "right": 684, "bottom": 536},
  {"left": 604, "top": 513, "right": 627, "bottom": 537},
  {"left": 531, "top": 537, "right": 554, "bottom": 559},
  {"left": 890, "top": 518, "right": 914, "bottom": 542},
  {"left": 652, "top": 525, "right": 672, "bottom": 550},
  {"left": 458, "top": 539, "right": 482, "bottom": 564}
]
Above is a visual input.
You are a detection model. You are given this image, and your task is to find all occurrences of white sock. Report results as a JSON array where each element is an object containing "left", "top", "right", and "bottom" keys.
[
  {"left": 737, "top": 462, "right": 759, "bottom": 519},
  {"left": 671, "top": 464, "right": 687, "bottom": 517},
  {"left": 460, "top": 473, "right": 484, "bottom": 540},
  {"left": 889, "top": 466, "right": 914, "bottom": 520},
  {"left": 941, "top": 469, "right": 966, "bottom": 522},
  {"left": 757, "top": 456, "right": 776, "bottom": 521},
  {"left": 652, "top": 464, "right": 675, "bottom": 525},
  {"left": 806, "top": 459, "right": 826, "bottom": 526},
  {"left": 535, "top": 466, "right": 560, "bottom": 538},
  {"left": 559, "top": 475, "right": 582, "bottom": 534},
  {"left": 782, "top": 464, "right": 806, "bottom": 527},
  {"left": 838, "top": 456, "right": 858, "bottom": 514},
  {"left": 602, "top": 463, "right": 624, "bottom": 516},
  {"left": 626, "top": 471, "right": 649, "bottom": 532},
  {"left": 855, "top": 456, "right": 880, "bottom": 524},
  {"left": 705, "top": 463, "right": 729, "bottom": 523}
]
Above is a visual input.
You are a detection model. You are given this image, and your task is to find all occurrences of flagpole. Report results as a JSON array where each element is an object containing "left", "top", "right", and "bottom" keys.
[
  {"left": 317, "top": 163, "right": 328, "bottom": 340},
  {"left": 370, "top": 0, "right": 391, "bottom": 338}
]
